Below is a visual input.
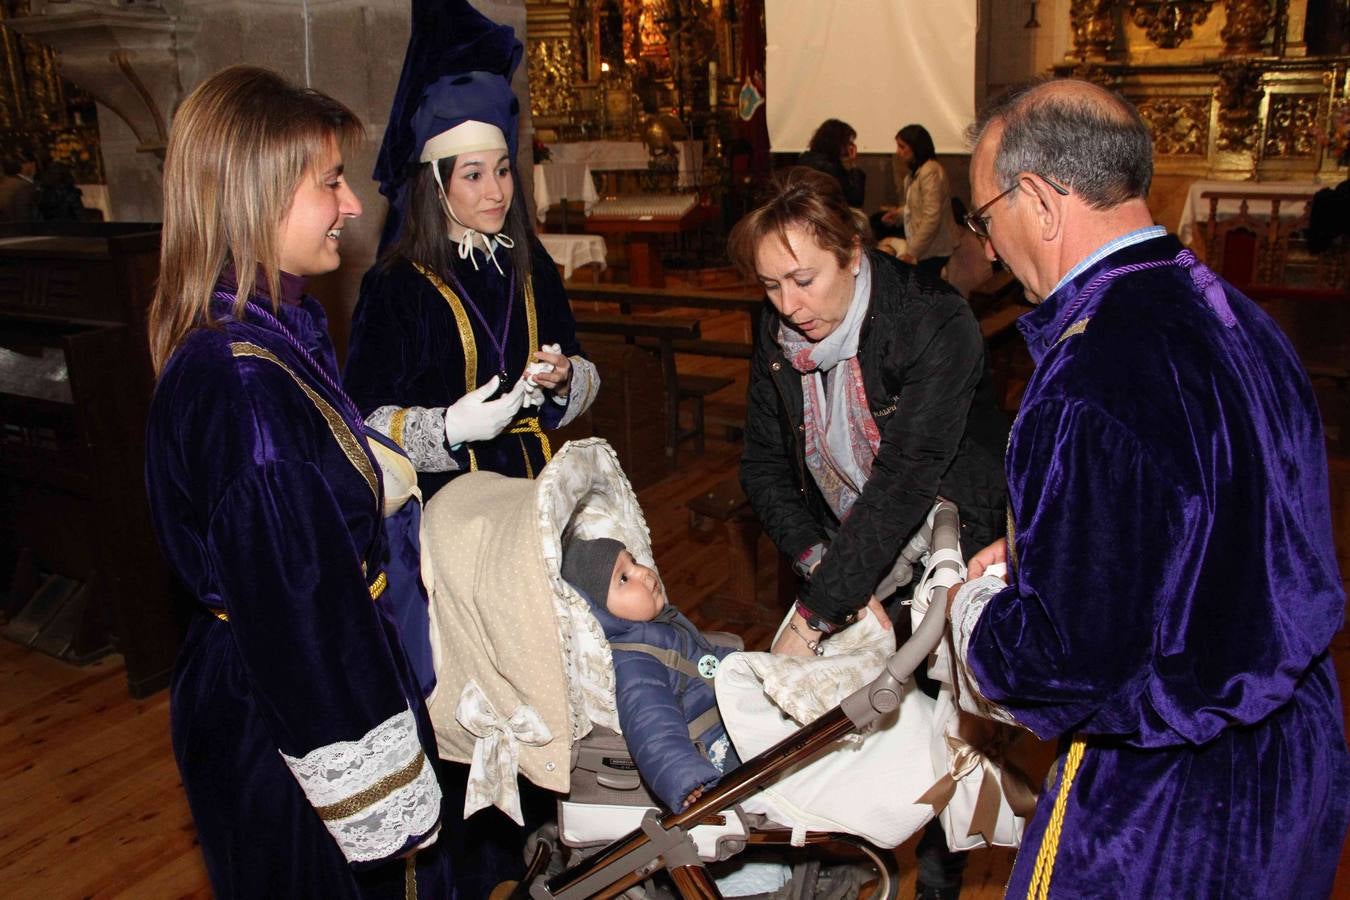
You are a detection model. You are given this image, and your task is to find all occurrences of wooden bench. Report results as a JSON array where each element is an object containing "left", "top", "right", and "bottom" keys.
[
  {"left": 572, "top": 311, "right": 729, "bottom": 464},
  {"left": 568, "top": 282, "right": 764, "bottom": 361},
  {"left": 687, "top": 478, "right": 795, "bottom": 624}
]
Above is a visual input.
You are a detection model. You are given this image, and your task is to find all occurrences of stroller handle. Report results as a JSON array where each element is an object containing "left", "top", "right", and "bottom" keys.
[
  {"left": 841, "top": 500, "right": 960, "bottom": 728},
  {"left": 533, "top": 501, "right": 965, "bottom": 899}
]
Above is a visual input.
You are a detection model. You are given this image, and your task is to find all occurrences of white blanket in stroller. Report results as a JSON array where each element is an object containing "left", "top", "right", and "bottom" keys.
[{"left": 714, "top": 612, "right": 939, "bottom": 849}]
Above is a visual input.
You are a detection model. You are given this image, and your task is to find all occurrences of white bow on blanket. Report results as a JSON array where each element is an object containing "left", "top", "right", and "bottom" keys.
[{"left": 454, "top": 680, "right": 554, "bottom": 824}]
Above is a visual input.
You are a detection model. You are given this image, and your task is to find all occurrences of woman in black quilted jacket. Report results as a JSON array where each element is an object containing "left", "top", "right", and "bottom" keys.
[{"left": 729, "top": 165, "right": 1008, "bottom": 899}]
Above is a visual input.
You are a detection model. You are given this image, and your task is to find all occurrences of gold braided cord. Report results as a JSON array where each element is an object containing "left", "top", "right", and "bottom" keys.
[
  {"left": 405, "top": 854, "right": 418, "bottom": 900},
  {"left": 1027, "top": 735, "right": 1087, "bottom": 900},
  {"left": 314, "top": 750, "right": 427, "bottom": 821}
]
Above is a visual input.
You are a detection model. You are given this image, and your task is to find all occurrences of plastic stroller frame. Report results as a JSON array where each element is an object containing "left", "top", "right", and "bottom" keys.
[{"left": 522, "top": 502, "right": 963, "bottom": 900}]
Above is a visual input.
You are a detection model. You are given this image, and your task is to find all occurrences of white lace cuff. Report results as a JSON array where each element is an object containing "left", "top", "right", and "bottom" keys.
[
  {"left": 948, "top": 575, "right": 1020, "bottom": 726},
  {"left": 280, "top": 707, "right": 442, "bottom": 863},
  {"left": 556, "top": 355, "right": 599, "bottom": 428},
  {"left": 366, "top": 405, "right": 461, "bottom": 473}
]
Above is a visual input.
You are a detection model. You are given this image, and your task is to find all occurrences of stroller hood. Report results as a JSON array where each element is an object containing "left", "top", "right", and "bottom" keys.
[{"left": 422, "top": 439, "right": 651, "bottom": 795}]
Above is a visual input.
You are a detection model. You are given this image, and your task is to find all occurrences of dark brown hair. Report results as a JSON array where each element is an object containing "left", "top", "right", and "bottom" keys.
[
  {"left": 380, "top": 154, "right": 533, "bottom": 286},
  {"left": 727, "top": 166, "right": 865, "bottom": 279}
]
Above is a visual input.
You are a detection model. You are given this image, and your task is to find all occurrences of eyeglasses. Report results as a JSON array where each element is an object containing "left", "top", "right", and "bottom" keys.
[{"left": 964, "top": 175, "right": 1070, "bottom": 240}]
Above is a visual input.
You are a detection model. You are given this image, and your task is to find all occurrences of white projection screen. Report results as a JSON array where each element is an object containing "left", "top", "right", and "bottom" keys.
[{"left": 765, "top": 0, "right": 977, "bottom": 155}]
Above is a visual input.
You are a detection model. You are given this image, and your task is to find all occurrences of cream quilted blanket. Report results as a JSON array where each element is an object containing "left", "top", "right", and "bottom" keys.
[{"left": 421, "top": 439, "right": 648, "bottom": 819}]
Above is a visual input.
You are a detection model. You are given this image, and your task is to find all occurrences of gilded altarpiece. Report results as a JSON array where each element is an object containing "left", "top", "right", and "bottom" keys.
[
  {"left": 1056, "top": 0, "right": 1348, "bottom": 181},
  {"left": 526, "top": 0, "right": 737, "bottom": 142},
  {"left": 0, "top": 0, "right": 102, "bottom": 182}
]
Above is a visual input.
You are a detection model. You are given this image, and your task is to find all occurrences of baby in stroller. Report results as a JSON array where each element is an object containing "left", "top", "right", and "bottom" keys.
[
  {"left": 559, "top": 537, "right": 740, "bottom": 813},
  {"left": 413, "top": 439, "right": 1030, "bottom": 897}
]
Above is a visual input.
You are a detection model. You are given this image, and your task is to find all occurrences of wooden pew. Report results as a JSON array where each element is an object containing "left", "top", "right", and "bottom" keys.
[
  {"left": 572, "top": 311, "right": 732, "bottom": 467},
  {"left": 568, "top": 282, "right": 764, "bottom": 360}
]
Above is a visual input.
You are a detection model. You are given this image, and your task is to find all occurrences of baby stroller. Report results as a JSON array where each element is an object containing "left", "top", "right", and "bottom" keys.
[{"left": 419, "top": 438, "right": 1021, "bottom": 899}]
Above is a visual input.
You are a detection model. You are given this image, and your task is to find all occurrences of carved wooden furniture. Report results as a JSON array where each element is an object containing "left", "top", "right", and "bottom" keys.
[
  {"left": 584, "top": 194, "right": 714, "bottom": 287},
  {"left": 1199, "top": 187, "right": 1347, "bottom": 290},
  {"left": 1056, "top": 1, "right": 1348, "bottom": 184},
  {"left": 0, "top": 223, "right": 181, "bottom": 698}
]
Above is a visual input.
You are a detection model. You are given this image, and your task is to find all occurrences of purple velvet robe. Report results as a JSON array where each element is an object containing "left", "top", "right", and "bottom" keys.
[
  {"left": 962, "top": 235, "right": 1350, "bottom": 897},
  {"left": 145, "top": 280, "right": 453, "bottom": 898}
]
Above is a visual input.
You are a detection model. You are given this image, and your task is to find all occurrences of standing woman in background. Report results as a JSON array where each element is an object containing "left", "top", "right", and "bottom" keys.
[
  {"left": 344, "top": 3, "right": 597, "bottom": 501},
  {"left": 143, "top": 66, "right": 452, "bottom": 898},
  {"left": 892, "top": 123, "right": 959, "bottom": 278},
  {"left": 798, "top": 118, "right": 867, "bottom": 209}
]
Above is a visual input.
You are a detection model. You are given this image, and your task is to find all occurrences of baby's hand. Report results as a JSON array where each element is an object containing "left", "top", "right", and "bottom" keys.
[{"left": 682, "top": 786, "right": 705, "bottom": 809}]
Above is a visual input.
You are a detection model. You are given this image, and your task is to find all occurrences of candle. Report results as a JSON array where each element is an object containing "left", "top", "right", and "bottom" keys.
[{"left": 709, "top": 61, "right": 717, "bottom": 109}]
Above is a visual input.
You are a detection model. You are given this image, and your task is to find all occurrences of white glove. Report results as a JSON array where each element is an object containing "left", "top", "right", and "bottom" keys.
[
  {"left": 443, "top": 376, "right": 527, "bottom": 448},
  {"left": 523, "top": 343, "right": 562, "bottom": 408}
]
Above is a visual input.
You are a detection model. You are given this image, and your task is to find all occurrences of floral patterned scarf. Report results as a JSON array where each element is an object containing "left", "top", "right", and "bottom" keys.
[{"left": 777, "top": 256, "right": 879, "bottom": 519}]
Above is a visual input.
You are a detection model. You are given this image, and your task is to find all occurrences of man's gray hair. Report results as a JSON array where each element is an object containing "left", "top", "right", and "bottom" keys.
[{"left": 967, "top": 77, "right": 1153, "bottom": 209}]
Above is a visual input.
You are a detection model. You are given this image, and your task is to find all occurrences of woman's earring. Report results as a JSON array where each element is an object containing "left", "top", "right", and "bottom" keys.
[{"left": 852, "top": 266, "right": 860, "bottom": 276}]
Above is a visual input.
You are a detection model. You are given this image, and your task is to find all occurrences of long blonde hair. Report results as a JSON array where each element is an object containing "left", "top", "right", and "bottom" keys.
[{"left": 148, "top": 66, "right": 363, "bottom": 373}]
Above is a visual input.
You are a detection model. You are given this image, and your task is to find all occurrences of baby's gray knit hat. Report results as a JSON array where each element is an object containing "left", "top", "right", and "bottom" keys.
[{"left": 561, "top": 537, "right": 624, "bottom": 606}]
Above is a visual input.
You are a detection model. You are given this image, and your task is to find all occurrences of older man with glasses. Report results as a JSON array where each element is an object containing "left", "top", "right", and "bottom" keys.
[{"left": 943, "top": 77, "right": 1350, "bottom": 898}]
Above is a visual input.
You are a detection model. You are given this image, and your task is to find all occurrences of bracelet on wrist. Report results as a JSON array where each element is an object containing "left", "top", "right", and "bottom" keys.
[
  {"left": 794, "top": 600, "right": 855, "bottom": 636},
  {"left": 788, "top": 620, "right": 825, "bottom": 656}
]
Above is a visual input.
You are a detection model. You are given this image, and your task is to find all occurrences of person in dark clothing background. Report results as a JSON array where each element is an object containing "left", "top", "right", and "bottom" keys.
[
  {"left": 0, "top": 152, "right": 38, "bottom": 222},
  {"left": 797, "top": 118, "right": 866, "bottom": 208},
  {"left": 35, "top": 162, "right": 87, "bottom": 222},
  {"left": 729, "top": 166, "right": 1008, "bottom": 900}
]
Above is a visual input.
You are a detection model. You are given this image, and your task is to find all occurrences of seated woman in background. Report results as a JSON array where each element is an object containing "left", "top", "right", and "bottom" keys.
[
  {"left": 888, "top": 123, "right": 959, "bottom": 279},
  {"left": 797, "top": 118, "right": 866, "bottom": 209}
]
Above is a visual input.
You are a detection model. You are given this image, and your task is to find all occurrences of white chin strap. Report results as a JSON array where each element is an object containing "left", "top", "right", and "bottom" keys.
[{"left": 430, "top": 163, "right": 515, "bottom": 275}]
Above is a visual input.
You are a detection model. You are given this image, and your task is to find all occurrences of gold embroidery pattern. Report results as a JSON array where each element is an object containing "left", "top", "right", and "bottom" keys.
[
  {"left": 229, "top": 342, "right": 378, "bottom": 502},
  {"left": 1006, "top": 504, "right": 1018, "bottom": 575},
  {"left": 389, "top": 408, "right": 409, "bottom": 448},
  {"left": 1055, "top": 316, "right": 1092, "bottom": 345},
  {"left": 405, "top": 854, "right": 418, "bottom": 900},
  {"left": 524, "top": 275, "right": 539, "bottom": 352},
  {"left": 412, "top": 262, "right": 478, "bottom": 391},
  {"left": 313, "top": 750, "right": 427, "bottom": 821}
]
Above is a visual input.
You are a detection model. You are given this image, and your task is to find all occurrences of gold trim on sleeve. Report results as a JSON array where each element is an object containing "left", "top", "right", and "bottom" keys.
[
  {"left": 313, "top": 750, "right": 428, "bottom": 821},
  {"left": 389, "top": 408, "right": 409, "bottom": 448}
]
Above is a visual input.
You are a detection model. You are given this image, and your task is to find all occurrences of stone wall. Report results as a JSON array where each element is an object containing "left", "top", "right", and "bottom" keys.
[{"left": 87, "top": 0, "right": 528, "bottom": 357}]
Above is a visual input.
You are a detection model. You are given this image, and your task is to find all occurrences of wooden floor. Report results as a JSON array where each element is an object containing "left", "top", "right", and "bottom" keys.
[{"left": 2, "top": 299, "right": 1348, "bottom": 899}]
